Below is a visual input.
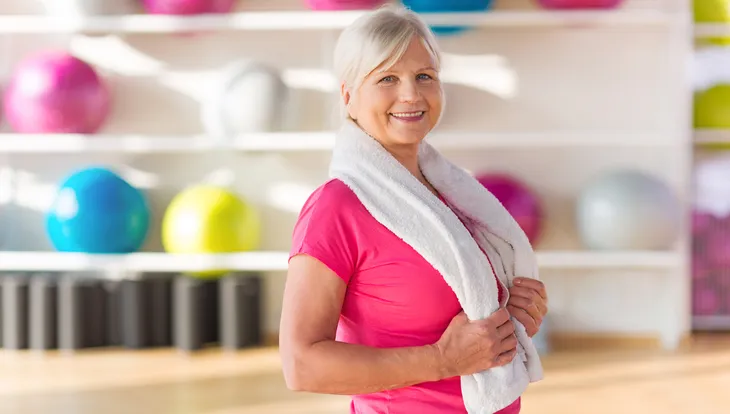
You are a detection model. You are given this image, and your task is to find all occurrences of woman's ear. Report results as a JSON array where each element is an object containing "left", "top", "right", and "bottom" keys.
[
  {"left": 341, "top": 82, "right": 356, "bottom": 120},
  {"left": 341, "top": 82, "right": 350, "bottom": 105}
]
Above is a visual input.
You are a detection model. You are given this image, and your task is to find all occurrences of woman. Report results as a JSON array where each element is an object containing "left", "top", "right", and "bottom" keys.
[{"left": 279, "top": 5, "right": 548, "bottom": 414}]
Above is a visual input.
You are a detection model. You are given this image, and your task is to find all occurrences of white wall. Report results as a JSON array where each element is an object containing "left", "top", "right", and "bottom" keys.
[{"left": 0, "top": 0, "right": 693, "bottom": 344}]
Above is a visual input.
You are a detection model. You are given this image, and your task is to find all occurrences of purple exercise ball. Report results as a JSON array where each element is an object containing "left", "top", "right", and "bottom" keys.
[
  {"left": 475, "top": 173, "right": 544, "bottom": 245},
  {"left": 3, "top": 50, "right": 111, "bottom": 134},
  {"left": 141, "top": 0, "right": 236, "bottom": 14}
]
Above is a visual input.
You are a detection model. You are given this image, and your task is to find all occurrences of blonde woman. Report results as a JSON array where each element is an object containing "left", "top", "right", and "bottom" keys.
[{"left": 280, "top": 5, "right": 548, "bottom": 414}]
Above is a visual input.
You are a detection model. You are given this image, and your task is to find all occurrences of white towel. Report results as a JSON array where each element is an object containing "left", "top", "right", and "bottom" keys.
[{"left": 329, "top": 120, "right": 544, "bottom": 414}]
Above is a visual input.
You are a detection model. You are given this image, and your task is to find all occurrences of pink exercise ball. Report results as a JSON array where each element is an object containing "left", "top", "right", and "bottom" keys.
[
  {"left": 3, "top": 50, "right": 111, "bottom": 134},
  {"left": 536, "top": 0, "right": 624, "bottom": 9},
  {"left": 303, "top": 0, "right": 386, "bottom": 10},
  {"left": 475, "top": 173, "right": 544, "bottom": 245},
  {"left": 141, "top": 0, "right": 236, "bottom": 14}
]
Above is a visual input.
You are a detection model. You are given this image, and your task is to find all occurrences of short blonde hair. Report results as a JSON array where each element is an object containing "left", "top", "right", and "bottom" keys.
[{"left": 332, "top": 5, "right": 442, "bottom": 118}]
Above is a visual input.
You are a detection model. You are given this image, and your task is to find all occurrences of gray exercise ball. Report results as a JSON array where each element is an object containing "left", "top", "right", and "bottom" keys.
[
  {"left": 576, "top": 170, "right": 681, "bottom": 250},
  {"left": 202, "top": 60, "right": 290, "bottom": 140}
]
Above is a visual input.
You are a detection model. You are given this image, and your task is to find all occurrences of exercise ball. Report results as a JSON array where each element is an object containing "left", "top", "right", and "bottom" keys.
[
  {"left": 694, "top": 0, "right": 730, "bottom": 46},
  {"left": 536, "top": 0, "right": 624, "bottom": 9},
  {"left": 47, "top": 167, "right": 150, "bottom": 253},
  {"left": 576, "top": 170, "right": 681, "bottom": 250},
  {"left": 303, "top": 0, "right": 386, "bottom": 10},
  {"left": 475, "top": 173, "right": 544, "bottom": 245},
  {"left": 3, "top": 50, "right": 111, "bottom": 134},
  {"left": 141, "top": 0, "right": 235, "bottom": 14},
  {"left": 202, "top": 60, "right": 289, "bottom": 138},
  {"left": 401, "top": 0, "right": 494, "bottom": 36},
  {"left": 161, "top": 185, "right": 260, "bottom": 277}
]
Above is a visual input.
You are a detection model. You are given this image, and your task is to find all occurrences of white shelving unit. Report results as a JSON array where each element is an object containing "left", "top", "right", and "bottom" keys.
[{"left": 0, "top": 0, "right": 697, "bottom": 349}]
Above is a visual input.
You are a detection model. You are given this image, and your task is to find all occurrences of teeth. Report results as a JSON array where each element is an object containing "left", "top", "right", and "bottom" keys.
[{"left": 391, "top": 111, "right": 424, "bottom": 118}]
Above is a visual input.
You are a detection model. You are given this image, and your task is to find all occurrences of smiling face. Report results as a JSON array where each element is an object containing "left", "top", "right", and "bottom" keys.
[{"left": 342, "top": 35, "right": 443, "bottom": 151}]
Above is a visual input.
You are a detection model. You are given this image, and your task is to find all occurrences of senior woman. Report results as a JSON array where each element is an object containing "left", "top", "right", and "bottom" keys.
[{"left": 279, "top": 5, "right": 548, "bottom": 414}]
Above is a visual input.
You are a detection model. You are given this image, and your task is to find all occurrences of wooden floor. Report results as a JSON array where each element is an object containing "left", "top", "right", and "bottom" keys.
[{"left": 1, "top": 334, "right": 730, "bottom": 414}]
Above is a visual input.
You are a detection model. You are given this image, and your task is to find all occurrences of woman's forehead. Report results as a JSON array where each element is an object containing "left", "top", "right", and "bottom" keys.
[{"left": 377, "top": 40, "right": 438, "bottom": 73}]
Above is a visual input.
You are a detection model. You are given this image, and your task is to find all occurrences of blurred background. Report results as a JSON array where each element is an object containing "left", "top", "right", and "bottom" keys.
[{"left": 0, "top": 0, "right": 728, "bottom": 413}]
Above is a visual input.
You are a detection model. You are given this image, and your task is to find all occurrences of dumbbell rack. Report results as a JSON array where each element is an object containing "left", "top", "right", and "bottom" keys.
[{"left": 0, "top": 272, "right": 263, "bottom": 352}]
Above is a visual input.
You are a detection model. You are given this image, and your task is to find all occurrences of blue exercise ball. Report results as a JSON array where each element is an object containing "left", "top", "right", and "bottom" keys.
[
  {"left": 401, "top": 0, "right": 494, "bottom": 36},
  {"left": 46, "top": 167, "right": 150, "bottom": 253}
]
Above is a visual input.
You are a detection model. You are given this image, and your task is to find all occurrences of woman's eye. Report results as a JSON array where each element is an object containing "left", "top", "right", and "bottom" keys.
[
  {"left": 417, "top": 73, "right": 433, "bottom": 80},
  {"left": 380, "top": 76, "right": 395, "bottom": 83}
]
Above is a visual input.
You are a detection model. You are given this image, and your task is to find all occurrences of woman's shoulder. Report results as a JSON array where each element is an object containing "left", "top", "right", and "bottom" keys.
[
  {"left": 290, "top": 179, "right": 368, "bottom": 279},
  {"left": 300, "top": 178, "right": 364, "bottom": 217},
  {"left": 311, "top": 178, "right": 358, "bottom": 201}
]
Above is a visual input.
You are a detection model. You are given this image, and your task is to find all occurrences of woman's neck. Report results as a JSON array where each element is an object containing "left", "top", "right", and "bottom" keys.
[
  {"left": 354, "top": 121, "right": 439, "bottom": 196},
  {"left": 388, "top": 145, "right": 439, "bottom": 197}
]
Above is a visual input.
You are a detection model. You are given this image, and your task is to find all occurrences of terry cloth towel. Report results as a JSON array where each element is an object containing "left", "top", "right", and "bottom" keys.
[{"left": 328, "top": 120, "right": 544, "bottom": 414}]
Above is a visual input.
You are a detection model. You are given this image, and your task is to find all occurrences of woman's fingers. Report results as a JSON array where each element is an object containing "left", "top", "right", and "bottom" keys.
[
  {"left": 506, "top": 304, "right": 538, "bottom": 337},
  {"left": 514, "top": 277, "right": 548, "bottom": 301},
  {"left": 507, "top": 294, "right": 544, "bottom": 322}
]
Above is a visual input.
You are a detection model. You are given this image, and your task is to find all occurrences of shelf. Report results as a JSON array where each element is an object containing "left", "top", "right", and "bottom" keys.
[
  {"left": 0, "top": 250, "right": 681, "bottom": 275},
  {"left": 694, "top": 129, "right": 730, "bottom": 145},
  {"left": 0, "top": 134, "right": 225, "bottom": 154},
  {"left": 0, "top": 251, "right": 291, "bottom": 274},
  {"left": 694, "top": 23, "right": 730, "bottom": 39},
  {"left": 0, "top": 10, "right": 678, "bottom": 34},
  {"left": 536, "top": 250, "right": 681, "bottom": 269},
  {"left": 692, "top": 315, "right": 730, "bottom": 330},
  {"left": 0, "top": 131, "right": 679, "bottom": 154}
]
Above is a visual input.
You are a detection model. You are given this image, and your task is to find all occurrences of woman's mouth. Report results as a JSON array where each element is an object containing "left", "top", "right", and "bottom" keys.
[{"left": 389, "top": 111, "right": 425, "bottom": 122}]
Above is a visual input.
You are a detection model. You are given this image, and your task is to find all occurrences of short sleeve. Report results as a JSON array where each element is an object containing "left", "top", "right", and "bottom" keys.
[{"left": 289, "top": 180, "right": 358, "bottom": 284}]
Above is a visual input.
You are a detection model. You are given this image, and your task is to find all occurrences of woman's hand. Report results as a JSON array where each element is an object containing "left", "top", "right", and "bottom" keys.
[
  {"left": 434, "top": 308, "right": 518, "bottom": 379},
  {"left": 506, "top": 278, "right": 548, "bottom": 337}
]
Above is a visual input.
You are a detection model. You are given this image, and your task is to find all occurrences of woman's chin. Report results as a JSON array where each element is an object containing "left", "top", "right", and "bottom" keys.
[
  {"left": 391, "top": 132, "right": 429, "bottom": 146},
  {"left": 387, "top": 123, "right": 433, "bottom": 143}
]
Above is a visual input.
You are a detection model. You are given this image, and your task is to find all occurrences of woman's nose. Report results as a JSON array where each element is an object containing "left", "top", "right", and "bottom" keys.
[{"left": 398, "top": 80, "right": 421, "bottom": 102}]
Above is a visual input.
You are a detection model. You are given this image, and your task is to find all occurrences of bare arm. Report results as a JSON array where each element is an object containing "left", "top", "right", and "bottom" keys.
[{"left": 279, "top": 254, "right": 445, "bottom": 395}]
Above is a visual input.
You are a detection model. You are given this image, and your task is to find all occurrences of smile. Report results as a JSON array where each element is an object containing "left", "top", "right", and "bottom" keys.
[{"left": 389, "top": 111, "right": 425, "bottom": 121}]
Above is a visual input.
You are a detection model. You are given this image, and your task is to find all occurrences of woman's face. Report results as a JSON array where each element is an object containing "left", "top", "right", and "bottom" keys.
[{"left": 343, "top": 36, "right": 443, "bottom": 149}]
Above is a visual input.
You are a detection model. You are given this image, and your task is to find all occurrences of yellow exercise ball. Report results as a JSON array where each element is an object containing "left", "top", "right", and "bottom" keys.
[{"left": 162, "top": 185, "right": 260, "bottom": 277}]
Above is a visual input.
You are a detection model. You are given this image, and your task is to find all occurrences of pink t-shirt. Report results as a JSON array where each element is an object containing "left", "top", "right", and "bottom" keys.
[{"left": 289, "top": 179, "right": 521, "bottom": 414}]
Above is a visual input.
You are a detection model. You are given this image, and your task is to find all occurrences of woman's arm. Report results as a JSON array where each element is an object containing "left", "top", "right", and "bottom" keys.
[{"left": 279, "top": 254, "right": 445, "bottom": 395}]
